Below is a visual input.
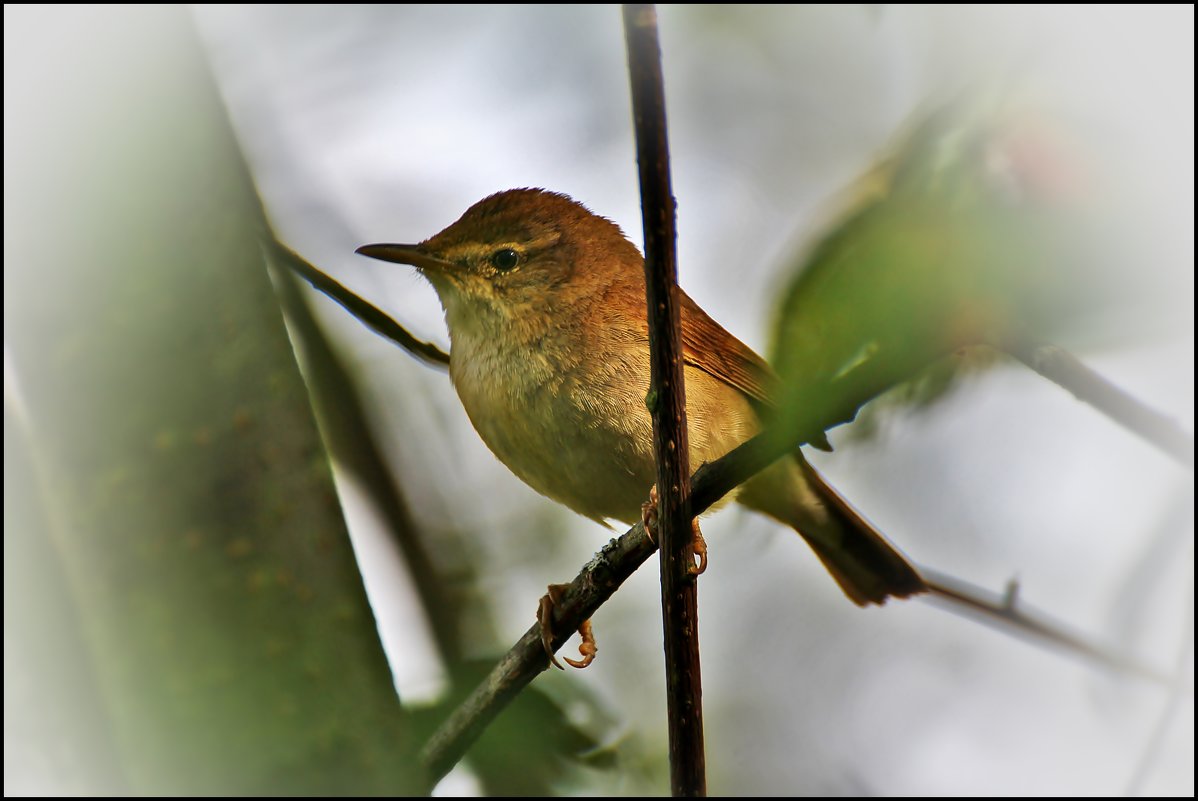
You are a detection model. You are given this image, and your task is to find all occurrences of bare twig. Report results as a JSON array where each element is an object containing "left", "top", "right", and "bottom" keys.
[
  {"left": 274, "top": 242, "right": 451, "bottom": 369},
  {"left": 624, "top": 3, "right": 706, "bottom": 796},
  {"left": 922, "top": 568, "right": 1171, "bottom": 684},
  {"left": 1004, "top": 334, "right": 1193, "bottom": 469},
  {"left": 418, "top": 521, "right": 658, "bottom": 788}
]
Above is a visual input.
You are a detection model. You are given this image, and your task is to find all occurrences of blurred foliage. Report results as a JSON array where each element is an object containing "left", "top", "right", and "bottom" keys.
[
  {"left": 4, "top": 7, "right": 419, "bottom": 793},
  {"left": 769, "top": 94, "right": 1147, "bottom": 441}
]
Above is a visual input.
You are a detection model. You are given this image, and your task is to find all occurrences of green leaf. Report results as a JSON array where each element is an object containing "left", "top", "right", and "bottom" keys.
[{"left": 769, "top": 96, "right": 1136, "bottom": 440}]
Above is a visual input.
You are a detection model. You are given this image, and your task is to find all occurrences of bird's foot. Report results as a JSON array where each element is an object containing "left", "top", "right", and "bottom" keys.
[
  {"left": 537, "top": 583, "right": 597, "bottom": 670},
  {"left": 640, "top": 484, "right": 707, "bottom": 575},
  {"left": 640, "top": 484, "right": 659, "bottom": 543}
]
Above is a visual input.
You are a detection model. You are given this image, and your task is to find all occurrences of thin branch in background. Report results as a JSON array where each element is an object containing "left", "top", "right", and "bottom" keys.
[
  {"left": 276, "top": 242, "right": 451, "bottom": 370},
  {"left": 623, "top": 4, "right": 706, "bottom": 796},
  {"left": 921, "top": 568, "right": 1171, "bottom": 685},
  {"left": 1003, "top": 334, "right": 1194, "bottom": 469}
]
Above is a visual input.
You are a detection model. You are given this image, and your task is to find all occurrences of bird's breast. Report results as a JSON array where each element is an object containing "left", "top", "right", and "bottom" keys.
[
  {"left": 446, "top": 312, "right": 761, "bottom": 525},
  {"left": 448, "top": 324, "right": 657, "bottom": 523}
]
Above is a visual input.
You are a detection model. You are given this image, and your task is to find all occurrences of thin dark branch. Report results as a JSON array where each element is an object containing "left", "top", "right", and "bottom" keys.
[
  {"left": 624, "top": 4, "right": 706, "bottom": 796},
  {"left": 1004, "top": 334, "right": 1193, "bottom": 469},
  {"left": 274, "top": 242, "right": 451, "bottom": 370},
  {"left": 418, "top": 429, "right": 788, "bottom": 788},
  {"left": 419, "top": 525, "right": 657, "bottom": 788},
  {"left": 922, "top": 568, "right": 1171, "bottom": 684}
]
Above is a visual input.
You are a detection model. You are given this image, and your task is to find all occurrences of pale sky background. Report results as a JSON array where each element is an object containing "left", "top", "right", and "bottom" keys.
[{"left": 188, "top": 5, "right": 1192, "bottom": 795}]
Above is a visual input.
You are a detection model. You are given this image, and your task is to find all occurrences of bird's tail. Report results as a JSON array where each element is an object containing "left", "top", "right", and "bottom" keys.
[{"left": 739, "top": 453, "right": 926, "bottom": 606}]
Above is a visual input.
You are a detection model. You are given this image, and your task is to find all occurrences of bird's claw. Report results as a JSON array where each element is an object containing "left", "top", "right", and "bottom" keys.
[
  {"left": 562, "top": 618, "right": 596, "bottom": 669},
  {"left": 537, "top": 583, "right": 597, "bottom": 670}
]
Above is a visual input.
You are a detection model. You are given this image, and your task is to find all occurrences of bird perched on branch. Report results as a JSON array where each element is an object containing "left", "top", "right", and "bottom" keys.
[{"left": 357, "top": 189, "right": 925, "bottom": 667}]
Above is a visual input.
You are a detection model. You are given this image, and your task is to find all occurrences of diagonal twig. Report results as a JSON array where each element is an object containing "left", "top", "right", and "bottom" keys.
[
  {"left": 419, "top": 523, "right": 657, "bottom": 788},
  {"left": 418, "top": 428, "right": 786, "bottom": 788},
  {"left": 274, "top": 241, "right": 450, "bottom": 370},
  {"left": 1003, "top": 334, "right": 1193, "bottom": 469},
  {"left": 921, "top": 568, "right": 1171, "bottom": 684}
]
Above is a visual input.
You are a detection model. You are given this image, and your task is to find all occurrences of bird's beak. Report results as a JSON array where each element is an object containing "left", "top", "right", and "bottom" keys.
[{"left": 354, "top": 243, "right": 456, "bottom": 274}]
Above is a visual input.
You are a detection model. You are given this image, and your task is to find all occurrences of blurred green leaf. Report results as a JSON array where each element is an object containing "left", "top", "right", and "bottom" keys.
[
  {"left": 4, "top": 7, "right": 417, "bottom": 793},
  {"left": 769, "top": 95, "right": 1140, "bottom": 438}
]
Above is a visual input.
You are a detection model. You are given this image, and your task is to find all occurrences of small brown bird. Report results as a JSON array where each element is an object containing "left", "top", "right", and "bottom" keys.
[{"left": 357, "top": 189, "right": 925, "bottom": 664}]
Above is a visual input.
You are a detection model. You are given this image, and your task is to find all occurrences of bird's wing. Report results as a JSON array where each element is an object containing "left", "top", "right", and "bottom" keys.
[
  {"left": 678, "top": 289, "right": 833, "bottom": 451},
  {"left": 679, "top": 288, "right": 778, "bottom": 408}
]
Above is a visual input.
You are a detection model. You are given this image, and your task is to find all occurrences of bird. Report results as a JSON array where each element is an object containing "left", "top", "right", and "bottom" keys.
[{"left": 357, "top": 188, "right": 926, "bottom": 666}]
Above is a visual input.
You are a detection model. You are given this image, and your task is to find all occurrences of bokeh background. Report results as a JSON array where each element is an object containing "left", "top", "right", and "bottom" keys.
[{"left": 6, "top": 4, "right": 1193, "bottom": 796}]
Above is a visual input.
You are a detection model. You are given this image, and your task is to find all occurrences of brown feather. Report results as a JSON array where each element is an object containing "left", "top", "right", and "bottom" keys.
[
  {"left": 679, "top": 288, "right": 778, "bottom": 409},
  {"left": 676, "top": 288, "right": 921, "bottom": 603}
]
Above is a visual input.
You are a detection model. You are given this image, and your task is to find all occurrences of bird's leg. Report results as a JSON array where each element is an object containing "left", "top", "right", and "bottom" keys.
[
  {"left": 641, "top": 484, "right": 707, "bottom": 576},
  {"left": 537, "top": 583, "right": 597, "bottom": 670}
]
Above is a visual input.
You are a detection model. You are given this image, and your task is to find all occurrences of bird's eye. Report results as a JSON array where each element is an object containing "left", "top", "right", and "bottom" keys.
[{"left": 490, "top": 248, "right": 520, "bottom": 272}]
